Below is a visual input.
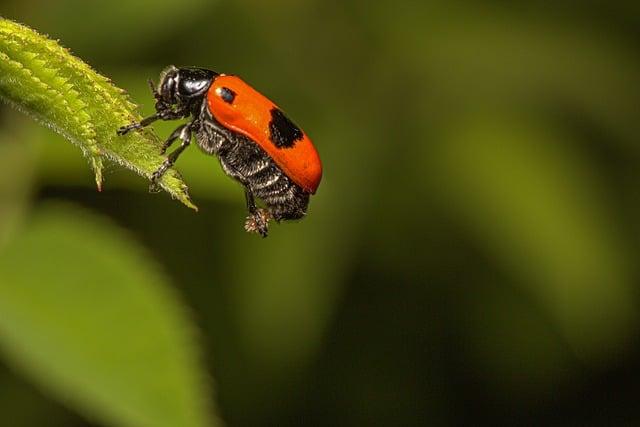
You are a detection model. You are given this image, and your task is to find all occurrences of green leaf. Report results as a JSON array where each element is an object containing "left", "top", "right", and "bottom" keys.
[
  {"left": 0, "top": 203, "right": 219, "bottom": 427},
  {"left": 0, "top": 18, "right": 196, "bottom": 210}
]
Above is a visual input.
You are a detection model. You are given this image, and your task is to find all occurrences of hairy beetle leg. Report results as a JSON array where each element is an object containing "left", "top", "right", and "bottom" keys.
[
  {"left": 243, "top": 189, "right": 270, "bottom": 237},
  {"left": 244, "top": 209, "right": 271, "bottom": 238}
]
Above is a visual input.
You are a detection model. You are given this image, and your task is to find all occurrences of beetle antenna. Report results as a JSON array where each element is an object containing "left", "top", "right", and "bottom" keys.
[{"left": 148, "top": 79, "right": 160, "bottom": 100}]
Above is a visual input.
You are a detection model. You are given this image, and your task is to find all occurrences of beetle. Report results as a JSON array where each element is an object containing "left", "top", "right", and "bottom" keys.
[{"left": 117, "top": 66, "right": 322, "bottom": 237}]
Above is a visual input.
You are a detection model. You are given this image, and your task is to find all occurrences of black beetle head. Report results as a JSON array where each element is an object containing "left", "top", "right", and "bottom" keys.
[{"left": 156, "top": 66, "right": 218, "bottom": 105}]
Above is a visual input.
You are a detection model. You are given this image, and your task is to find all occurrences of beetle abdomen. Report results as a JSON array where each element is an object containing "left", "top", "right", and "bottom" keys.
[{"left": 196, "top": 117, "right": 309, "bottom": 221}]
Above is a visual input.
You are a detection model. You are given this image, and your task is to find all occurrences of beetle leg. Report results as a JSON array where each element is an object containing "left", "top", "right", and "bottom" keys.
[
  {"left": 116, "top": 103, "right": 190, "bottom": 135},
  {"left": 243, "top": 188, "right": 271, "bottom": 237},
  {"left": 117, "top": 112, "right": 161, "bottom": 135},
  {"left": 160, "top": 123, "right": 189, "bottom": 154},
  {"left": 149, "top": 123, "right": 192, "bottom": 192},
  {"left": 117, "top": 108, "right": 189, "bottom": 135},
  {"left": 244, "top": 188, "right": 258, "bottom": 214}
]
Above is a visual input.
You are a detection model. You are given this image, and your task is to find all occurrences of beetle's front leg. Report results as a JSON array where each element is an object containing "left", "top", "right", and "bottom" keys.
[
  {"left": 117, "top": 78, "right": 189, "bottom": 135},
  {"left": 117, "top": 108, "right": 189, "bottom": 136}
]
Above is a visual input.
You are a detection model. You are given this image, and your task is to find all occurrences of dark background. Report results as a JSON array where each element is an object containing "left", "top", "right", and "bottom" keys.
[{"left": 1, "top": 0, "right": 640, "bottom": 425}]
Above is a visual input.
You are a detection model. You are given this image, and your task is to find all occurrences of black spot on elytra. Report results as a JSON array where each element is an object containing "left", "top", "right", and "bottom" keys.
[
  {"left": 219, "top": 87, "right": 236, "bottom": 104},
  {"left": 269, "top": 108, "right": 303, "bottom": 148}
]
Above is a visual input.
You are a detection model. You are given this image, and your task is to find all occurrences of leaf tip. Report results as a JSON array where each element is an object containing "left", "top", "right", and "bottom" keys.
[
  {"left": 90, "top": 156, "right": 104, "bottom": 192},
  {"left": 175, "top": 189, "right": 198, "bottom": 211},
  {"left": 180, "top": 193, "right": 198, "bottom": 211}
]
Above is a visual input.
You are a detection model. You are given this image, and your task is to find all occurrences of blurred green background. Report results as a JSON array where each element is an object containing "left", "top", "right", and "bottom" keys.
[{"left": 1, "top": 0, "right": 640, "bottom": 425}]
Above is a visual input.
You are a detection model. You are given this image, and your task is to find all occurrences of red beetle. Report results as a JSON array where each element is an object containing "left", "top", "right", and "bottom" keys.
[{"left": 118, "top": 66, "right": 322, "bottom": 237}]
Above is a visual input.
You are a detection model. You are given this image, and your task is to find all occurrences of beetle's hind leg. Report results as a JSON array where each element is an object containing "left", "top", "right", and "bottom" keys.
[
  {"left": 149, "top": 123, "right": 192, "bottom": 192},
  {"left": 243, "top": 188, "right": 271, "bottom": 238}
]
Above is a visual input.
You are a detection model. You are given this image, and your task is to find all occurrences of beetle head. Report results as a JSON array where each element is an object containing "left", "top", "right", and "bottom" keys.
[{"left": 155, "top": 66, "right": 218, "bottom": 106}]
